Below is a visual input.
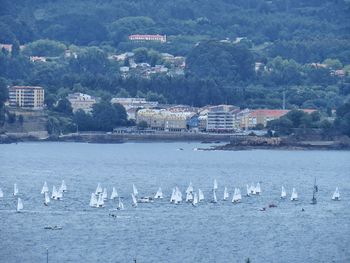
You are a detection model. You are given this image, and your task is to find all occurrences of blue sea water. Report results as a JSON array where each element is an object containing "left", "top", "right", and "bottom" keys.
[{"left": 0, "top": 142, "right": 349, "bottom": 263}]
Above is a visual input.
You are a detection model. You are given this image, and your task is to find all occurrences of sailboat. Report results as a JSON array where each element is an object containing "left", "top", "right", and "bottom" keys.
[
  {"left": 44, "top": 192, "right": 50, "bottom": 206},
  {"left": 13, "top": 183, "right": 18, "bottom": 196},
  {"left": 17, "top": 198, "right": 23, "bottom": 212},
  {"left": 118, "top": 197, "right": 124, "bottom": 210},
  {"left": 56, "top": 188, "right": 63, "bottom": 200},
  {"left": 223, "top": 187, "right": 229, "bottom": 201},
  {"left": 95, "top": 183, "right": 102, "bottom": 195},
  {"left": 332, "top": 187, "right": 340, "bottom": 201},
  {"left": 281, "top": 186, "right": 287, "bottom": 199},
  {"left": 255, "top": 183, "right": 261, "bottom": 195},
  {"left": 310, "top": 178, "right": 318, "bottom": 205},
  {"left": 97, "top": 193, "right": 105, "bottom": 207},
  {"left": 186, "top": 182, "right": 194, "bottom": 194},
  {"left": 133, "top": 184, "right": 138, "bottom": 196},
  {"left": 60, "top": 180, "right": 67, "bottom": 192},
  {"left": 211, "top": 190, "right": 217, "bottom": 203},
  {"left": 0, "top": 188, "right": 3, "bottom": 198},
  {"left": 290, "top": 188, "right": 298, "bottom": 201},
  {"left": 192, "top": 193, "right": 198, "bottom": 206},
  {"left": 41, "top": 182, "right": 49, "bottom": 194},
  {"left": 154, "top": 187, "right": 163, "bottom": 199},
  {"left": 213, "top": 179, "right": 218, "bottom": 191},
  {"left": 51, "top": 186, "right": 58, "bottom": 199},
  {"left": 186, "top": 192, "right": 194, "bottom": 202},
  {"left": 246, "top": 185, "right": 251, "bottom": 197},
  {"left": 232, "top": 188, "right": 242, "bottom": 203},
  {"left": 89, "top": 193, "right": 98, "bottom": 207},
  {"left": 110, "top": 187, "right": 118, "bottom": 200},
  {"left": 102, "top": 188, "right": 108, "bottom": 200},
  {"left": 131, "top": 193, "right": 138, "bottom": 207},
  {"left": 250, "top": 183, "right": 256, "bottom": 195},
  {"left": 198, "top": 189, "right": 204, "bottom": 202},
  {"left": 174, "top": 187, "right": 182, "bottom": 204},
  {"left": 170, "top": 188, "right": 176, "bottom": 203}
]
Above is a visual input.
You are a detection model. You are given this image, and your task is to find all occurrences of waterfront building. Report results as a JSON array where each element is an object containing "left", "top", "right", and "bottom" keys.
[
  {"left": 67, "top": 93, "right": 97, "bottom": 113},
  {"left": 9, "top": 86, "right": 45, "bottom": 109},
  {"left": 111, "top": 98, "right": 158, "bottom": 120},
  {"left": 206, "top": 105, "right": 239, "bottom": 132},
  {"left": 128, "top": 34, "right": 167, "bottom": 43}
]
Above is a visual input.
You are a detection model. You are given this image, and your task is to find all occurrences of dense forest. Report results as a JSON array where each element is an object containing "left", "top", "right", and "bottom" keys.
[{"left": 0, "top": 0, "right": 350, "bottom": 133}]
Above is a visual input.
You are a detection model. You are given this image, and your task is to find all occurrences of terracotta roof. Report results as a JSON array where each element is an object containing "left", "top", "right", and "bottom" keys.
[{"left": 249, "top": 109, "right": 289, "bottom": 118}]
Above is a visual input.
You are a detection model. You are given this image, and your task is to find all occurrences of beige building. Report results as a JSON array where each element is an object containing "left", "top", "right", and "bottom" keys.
[
  {"left": 206, "top": 105, "right": 239, "bottom": 132},
  {"left": 67, "top": 93, "right": 97, "bottom": 113},
  {"left": 9, "top": 86, "right": 45, "bottom": 109}
]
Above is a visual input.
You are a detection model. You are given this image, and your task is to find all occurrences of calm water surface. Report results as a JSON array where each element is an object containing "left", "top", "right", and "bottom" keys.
[{"left": 0, "top": 142, "right": 349, "bottom": 263}]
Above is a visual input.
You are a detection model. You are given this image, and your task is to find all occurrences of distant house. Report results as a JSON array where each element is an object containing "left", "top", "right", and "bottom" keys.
[
  {"left": 206, "top": 105, "right": 240, "bottom": 132},
  {"left": 9, "top": 86, "right": 45, "bottom": 109},
  {"left": 67, "top": 93, "right": 97, "bottom": 113},
  {"left": 0, "top": 43, "right": 25, "bottom": 53},
  {"left": 30, "top": 56, "right": 47, "bottom": 63},
  {"left": 128, "top": 34, "right": 167, "bottom": 43},
  {"left": 111, "top": 98, "right": 158, "bottom": 119}
]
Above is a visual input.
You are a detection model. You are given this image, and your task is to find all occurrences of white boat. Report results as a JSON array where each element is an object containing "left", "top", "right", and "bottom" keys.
[
  {"left": 110, "top": 187, "right": 118, "bottom": 200},
  {"left": 250, "top": 183, "right": 256, "bottom": 195},
  {"left": 211, "top": 190, "right": 217, "bottom": 203},
  {"left": 154, "top": 187, "right": 163, "bottom": 199},
  {"left": 97, "top": 193, "right": 105, "bottom": 207},
  {"left": 255, "top": 183, "right": 261, "bottom": 195},
  {"left": 95, "top": 183, "right": 102, "bottom": 194},
  {"left": 332, "top": 187, "right": 340, "bottom": 201},
  {"left": 232, "top": 188, "right": 242, "bottom": 203},
  {"left": 13, "top": 183, "right": 18, "bottom": 196},
  {"left": 0, "top": 188, "right": 3, "bottom": 198},
  {"left": 60, "top": 180, "right": 67, "bottom": 192},
  {"left": 131, "top": 193, "right": 138, "bottom": 207},
  {"left": 174, "top": 187, "right": 182, "bottom": 204},
  {"left": 290, "top": 188, "right": 298, "bottom": 201},
  {"left": 118, "top": 198, "right": 124, "bottom": 210},
  {"left": 41, "top": 182, "right": 49, "bottom": 194},
  {"left": 51, "top": 186, "right": 58, "bottom": 199},
  {"left": 281, "top": 186, "right": 287, "bottom": 199},
  {"left": 56, "top": 188, "right": 63, "bottom": 200},
  {"left": 246, "top": 185, "right": 251, "bottom": 197},
  {"left": 192, "top": 193, "right": 198, "bottom": 206},
  {"left": 186, "top": 182, "right": 193, "bottom": 194},
  {"left": 223, "top": 187, "right": 229, "bottom": 200},
  {"left": 17, "top": 198, "right": 23, "bottom": 212},
  {"left": 102, "top": 188, "right": 108, "bottom": 200},
  {"left": 44, "top": 192, "right": 50, "bottom": 206},
  {"left": 198, "top": 189, "right": 204, "bottom": 202},
  {"left": 213, "top": 179, "right": 218, "bottom": 191},
  {"left": 170, "top": 188, "right": 176, "bottom": 203},
  {"left": 133, "top": 184, "right": 138, "bottom": 196},
  {"left": 89, "top": 193, "right": 98, "bottom": 207},
  {"left": 186, "top": 192, "right": 194, "bottom": 202}
]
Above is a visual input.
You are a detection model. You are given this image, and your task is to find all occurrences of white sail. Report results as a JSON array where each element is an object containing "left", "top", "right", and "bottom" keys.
[
  {"left": 0, "top": 188, "right": 3, "bottom": 198},
  {"left": 154, "top": 187, "right": 163, "bottom": 199},
  {"left": 41, "top": 182, "right": 49, "bottom": 194},
  {"left": 60, "top": 180, "right": 67, "bottom": 192},
  {"left": 56, "top": 188, "right": 63, "bottom": 200},
  {"left": 213, "top": 179, "right": 218, "bottom": 191},
  {"left": 175, "top": 188, "right": 182, "bottom": 204},
  {"left": 110, "top": 187, "right": 118, "bottom": 200},
  {"left": 97, "top": 193, "right": 104, "bottom": 207},
  {"left": 250, "top": 183, "right": 256, "bottom": 194},
  {"left": 17, "top": 198, "right": 23, "bottom": 212},
  {"left": 89, "top": 193, "right": 98, "bottom": 207},
  {"left": 186, "top": 182, "right": 193, "bottom": 194},
  {"left": 170, "top": 188, "right": 176, "bottom": 203},
  {"left": 118, "top": 198, "right": 124, "bottom": 210},
  {"left": 232, "top": 188, "right": 242, "bottom": 203},
  {"left": 192, "top": 193, "right": 198, "bottom": 206},
  {"left": 51, "top": 186, "right": 57, "bottom": 199},
  {"left": 223, "top": 187, "right": 229, "bottom": 200},
  {"left": 95, "top": 183, "right": 102, "bottom": 194},
  {"left": 212, "top": 190, "right": 217, "bottom": 203},
  {"left": 332, "top": 187, "right": 340, "bottom": 200},
  {"left": 290, "top": 188, "right": 298, "bottom": 201},
  {"left": 198, "top": 189, "right": 204, "bottom": 201},
  {"left": 133, "top": 184, "right": 138, "bottom": 196},
  {"left": 102, "top": 188, "right": 108, "bottom": 200},
  {"left": 186, "top": 192, "right": 193, "bottom": 202},
  {"left": 44, "top": 192, "right": 50, "bottom": 205},
  {"left": 281, "top": 186, "right": 287, "bottom": 198},
  {"left": 255, "top": 183, "right": 261, "bottom": 194},
  {"left": 13, "top": 183, "right": 18, "bottom": 196},
  {"left": 246, "top": 185, "right": 251, "bottom": 196},
  {"left": 131, "top": 193, "right": 138, "bottom": 207}
]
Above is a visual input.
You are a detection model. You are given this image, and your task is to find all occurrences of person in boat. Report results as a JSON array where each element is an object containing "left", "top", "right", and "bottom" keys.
[{"left": 301, "top": 208, "right": 305, "bottom": 212}]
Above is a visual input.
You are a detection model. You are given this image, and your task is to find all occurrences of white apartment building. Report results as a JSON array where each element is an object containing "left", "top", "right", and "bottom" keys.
[
  {"left": 67, "top": 93, "right": 97, "bottom": 113},
  {"left": 9, "top": 86, "right": 45, "bottom": 109}
]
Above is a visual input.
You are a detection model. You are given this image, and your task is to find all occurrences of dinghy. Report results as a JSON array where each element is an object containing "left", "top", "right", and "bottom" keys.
[
  {"left": 0, "top": 188, "right": 3, "bottom": 198},
  {"left": 246, "top": 185, "right": 251, "bottom": 197},
  {"left": 133, "top": 184, "right": 138, "bottom": 196},
  {"left": 118, "top": 197, "right": 124, "bottom": 210},
  {"left": 89, "top": 193, "right": 98, "bottom": 207},
  {"left": 211, "top": 190, "right": 217, "bottom": 203},
  {"left": 332, "top": 187, "right": 340, "bottom": 201},
  {"left": 174, "top": 187, "right": 182, "bottom": 204},
  {"left": 310, "top": 178, "right": 318, "bottom": 205},
  {"left": 232, "top": 188, "right": 242, "bottom": 203},
  {"left": 95, "top": 183, "right": 102, "bottom": 195},
  {"left": 290, "top": 188, "right": 298, "bottom": 201},
  {"left": 255, "top": 183, "right": 261, "bottom": 195},
  {"left": 281, "top": 186, "right": 287, "bottom": 199},
  {"left": 170, "top": 188, "right": 176, "bottom": 203},
  {"left": 110, "top": 187, "right": 118, "bottom": 200},
  {"left": 102, "top": 188, "right": 108, "bottom": 200},
  {"left": 186, "top": 182, "right": 193, "bottom": 194},
  {"left": 44, "top": 192, "right": 50, "bottom": 206},
  {"left": 213, "top": 179, "right": 218, "bottom": 191},
  {"left": 60, "top": 180, "right": 67, "bottom": 192},
  {"left": 198, "top": 189, "right": 204, "bottom": 202},
  {"left": 13, "top": 183, "right": 18, "bottom": 196},
  {"left": 17, "top": 198, "right": 23, "bottom": 212},
  {"left": 192, "top": 193, "right": 198, "bottom": 206},
  {"left": 250, "top": 183, "right": 256, "bottom": 195},
  {"left": 97, "top": 193, "right": 104, "bottom": 207},
  {"left": 154, "top": 187, "right": 163, "bottom": 199},
  {"left": 223, "top": 187, "right": 229, "bottom": 201},
  {"left": 51, "top": 186, "right": 58, "bottom": 200},
  {"left": 41, "top": 182, "right": 49, "bottom": 194},
  {"left": 56, "top": 188, "right": 63, "bottom": 200},
  {"left": 186, "top": 192, "right": 194, "bottom": 202},
  {"left": 131, "top": 193, "right": 138, "bottom": 207}
]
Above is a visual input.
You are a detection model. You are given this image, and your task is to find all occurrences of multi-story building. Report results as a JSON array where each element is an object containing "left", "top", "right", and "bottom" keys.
[
  {"left": 9, "top": 86, "right": 45, "bottom": 109},
  {"left": 67, "top": 93, "right": 97, "bottom": 113},
  {"left": 111, "top": 97, "right": 158, "bottom": 119},
  {"left": 128, "top": 34, "right": 167, "bottom": 43},
  {"left": 206, "top": 105, "right": 239, "bottom": 132}
]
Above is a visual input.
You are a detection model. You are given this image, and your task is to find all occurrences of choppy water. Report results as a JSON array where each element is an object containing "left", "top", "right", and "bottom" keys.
[{"left": 0, "top": 142, "right": 349, "bottom": 263}]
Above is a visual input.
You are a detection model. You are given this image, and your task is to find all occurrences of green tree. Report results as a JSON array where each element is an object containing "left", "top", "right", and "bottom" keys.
[{"left": 54, "top": 98, "right": 73, "bottom": 115}]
